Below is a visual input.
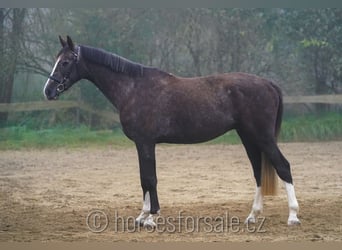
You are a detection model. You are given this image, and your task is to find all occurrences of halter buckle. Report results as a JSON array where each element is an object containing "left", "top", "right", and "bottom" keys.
[{"left": 56, "top": 83, "right": 65, "bottom": 93}]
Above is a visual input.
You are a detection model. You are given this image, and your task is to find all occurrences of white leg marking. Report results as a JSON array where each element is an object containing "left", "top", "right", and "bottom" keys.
[
  {"left": 245, "top": 186, "right": 263, "bottom": 224},
  {"left": 142, "top": 191, "right": 151, "bottom": 212},
  {"left": 135, "top": 211, "right": 148, "bottom": 226},
  {"left": 284, "top": 182, "right": 300, "bottom": 226},
  {"left": 135, "top": 191, "right": 151, "bottom": 226},
  {"left": 143, "top": 214, "right": 157, "bottom": 228}
]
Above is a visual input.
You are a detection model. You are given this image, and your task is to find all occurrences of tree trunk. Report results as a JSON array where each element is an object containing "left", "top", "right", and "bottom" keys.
[
  {"left": 312, "top": 48, "right": 331, "bottom": 113},
  {"left": 0, "top": 9, "right": 26, "bottom": 124},
  {"left": 0, "top": 9, "right": 7, "bottom": 123}
]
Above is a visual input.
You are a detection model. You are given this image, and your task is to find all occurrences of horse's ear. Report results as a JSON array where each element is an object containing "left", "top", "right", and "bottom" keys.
[
  {"left": 59, "top": 35, "right": 67, "bottom": 48},
  {"left": 66, "top": 35, "right": 75, "bottom": 51}
]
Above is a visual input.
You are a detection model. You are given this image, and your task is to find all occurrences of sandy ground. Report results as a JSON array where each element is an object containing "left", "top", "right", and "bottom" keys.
[{"left": 0, "top": 142, "right": 341, "bottom": 242}]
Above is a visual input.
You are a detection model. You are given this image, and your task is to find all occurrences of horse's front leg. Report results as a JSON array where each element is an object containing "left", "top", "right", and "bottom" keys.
[{"left": 135, "top": 142, "right": 160, "bottom": 227}]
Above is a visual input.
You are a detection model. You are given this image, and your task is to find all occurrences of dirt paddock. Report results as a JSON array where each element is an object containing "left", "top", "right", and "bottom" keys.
[{"left": 0, "top": 142, "right": 341, "bottom": 242}]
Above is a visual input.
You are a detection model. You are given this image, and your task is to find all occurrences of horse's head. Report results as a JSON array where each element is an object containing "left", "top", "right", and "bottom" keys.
[{"left": 44, "top": 36, "right": 81, "bottom": 100}]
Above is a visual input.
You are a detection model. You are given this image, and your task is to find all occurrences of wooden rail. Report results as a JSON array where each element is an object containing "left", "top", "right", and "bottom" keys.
[
  {"left": 283, "top": 95, "right": 342, "bottom": 104},
  {"left": 0, "top": 101, "right": 78, "bottom": 112},
  {"left": 0, "top": 101, "right": 120, "bottom": 123},
  {"left": 0, "top": 95, "right": 341, "bottom": 122}
]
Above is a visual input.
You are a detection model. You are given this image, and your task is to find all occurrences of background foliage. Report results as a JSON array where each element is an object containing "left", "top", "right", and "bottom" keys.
[{"left": 0, "top": 8, "right": 341, "bottom": 147}]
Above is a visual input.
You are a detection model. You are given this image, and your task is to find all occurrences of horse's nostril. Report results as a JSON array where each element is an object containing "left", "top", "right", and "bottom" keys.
[
  {"left": 45, "top": 89, "right": 50, "bottom": 98},
  {"left": 44, "top": 88, "right": 55, "bottom": 100}
]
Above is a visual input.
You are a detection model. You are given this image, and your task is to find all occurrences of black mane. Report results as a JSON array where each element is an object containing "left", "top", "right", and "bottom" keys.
[{"left": 80, "top": 45, "right": 145, "bottom": 77}]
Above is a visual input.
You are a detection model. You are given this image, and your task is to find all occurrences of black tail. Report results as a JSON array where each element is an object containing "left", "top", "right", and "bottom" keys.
[{"left": 271, "top": 82, "right": 283, "bottom": 138}]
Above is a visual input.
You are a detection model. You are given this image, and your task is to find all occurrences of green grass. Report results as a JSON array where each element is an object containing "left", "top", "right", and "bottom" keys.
[
  {"left": 207, "top": 130, "right": 241, "bottom": 145},
  {"left": 280, "top": 112, "right": 342, "bottom": 142},
  {"left": 0, "top": 112, "right": 341, "bottom": 150},
  {"left": 209, "top": 112, "right": 342, "bottom": 144},
  {"left": 0, "top": 126, "right": 133, "bottom": 150}
]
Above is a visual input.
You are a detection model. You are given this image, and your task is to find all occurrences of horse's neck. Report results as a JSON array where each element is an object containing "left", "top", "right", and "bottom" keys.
[{"left": 83, "top": 61, "right": 140, "bottom": 111}]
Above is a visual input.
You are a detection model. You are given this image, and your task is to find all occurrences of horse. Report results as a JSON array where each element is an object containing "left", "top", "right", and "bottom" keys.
[{"left": 43, "top": 36, "right": 300, "bottom": 227}]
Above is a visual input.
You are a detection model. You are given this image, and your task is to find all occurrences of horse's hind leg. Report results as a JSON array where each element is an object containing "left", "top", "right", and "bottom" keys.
[
  {"left": 260, "top": 140, "right": 300, "bottom": 225},
  {"left": 237, "top": 130, "right": 264, "bottom": 224}
]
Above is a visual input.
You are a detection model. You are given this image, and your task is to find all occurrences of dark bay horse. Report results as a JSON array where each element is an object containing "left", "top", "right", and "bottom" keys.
[{"left": 43, "top": 36, "right": 300, "bottom": 226}]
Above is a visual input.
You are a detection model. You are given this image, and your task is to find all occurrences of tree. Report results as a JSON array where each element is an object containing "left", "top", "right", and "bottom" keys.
[
  {"left": 0, "top": 8, "right": 26, "bottom": 124},
  {"left": 2, "top": 8, "right": 340, "bottom": 128},
  {"left": 280, "top": 9, "right": 342, "bottom": 94}
]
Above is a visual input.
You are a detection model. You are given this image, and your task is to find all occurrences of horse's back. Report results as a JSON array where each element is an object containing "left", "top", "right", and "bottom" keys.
[{"left": 171, "top": 72, "right": 280, "bottom": 114}]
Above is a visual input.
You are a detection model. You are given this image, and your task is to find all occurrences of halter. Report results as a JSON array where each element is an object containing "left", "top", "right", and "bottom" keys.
[{"left": 48, "top": 47, "right": 79, "bottom": 93}]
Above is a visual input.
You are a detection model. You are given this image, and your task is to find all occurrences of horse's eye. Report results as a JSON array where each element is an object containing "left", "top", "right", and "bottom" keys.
[{"left": 61, "top": 61, "right": 69, "bottom": 67}]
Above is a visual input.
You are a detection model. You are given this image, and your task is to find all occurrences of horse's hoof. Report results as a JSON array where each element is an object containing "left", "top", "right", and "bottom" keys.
[
  {"left": 244, "top": 216, "right": 256, "bottom": 224},
  {"left": 288, "top": 218, "right": 301, "bottom": 226},
  {"left": 135, "top": 211, "right": 148, "bottom": 226},
  {"left": 143, "top": 214, "right": 157, "bottom": 229},
  {"left": 287, "top": 213, "right": 301, "bottom": 226}
]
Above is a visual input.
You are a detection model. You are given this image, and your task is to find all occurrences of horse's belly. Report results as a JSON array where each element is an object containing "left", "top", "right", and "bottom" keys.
[{"left": 157, "top": 116, "right": 235, "bottom": 144}]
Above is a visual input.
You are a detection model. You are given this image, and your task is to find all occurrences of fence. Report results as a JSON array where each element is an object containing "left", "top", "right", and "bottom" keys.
[
  {"left": 283, "top": 95, "right": 342, "bottom": 104},
  {"left": 0, "top": 100, "right": 120, "bottom": 124},
  {"left": 0, "top": 95, "right": 341, "bottom": 124}
]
